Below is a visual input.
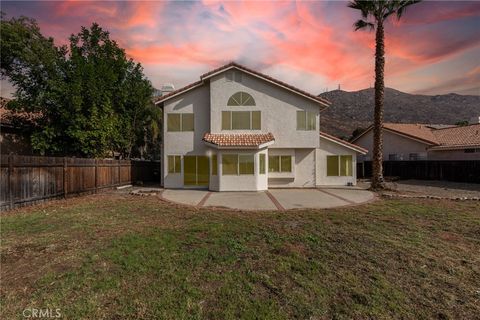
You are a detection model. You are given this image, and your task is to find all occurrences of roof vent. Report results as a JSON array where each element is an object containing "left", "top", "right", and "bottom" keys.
[{"left": 161, "top": 84, "right": 175, "bottom": 94}]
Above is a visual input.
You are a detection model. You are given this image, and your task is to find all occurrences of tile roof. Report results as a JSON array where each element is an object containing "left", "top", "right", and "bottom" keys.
[
  {"left": 319, "top": 131, "right": 368, "bottom": 154},
  {"left": 155, "top": 62, "right": 331, "bottom": 107},
  {"left": 430, "top": 123, "right": 480, "bottom": 149},
  {"left": 203, "top": 132, "right": 275, "bottom": 148},
  {"left": 382, "top": 123, "right": 440, "bottom": 145}
]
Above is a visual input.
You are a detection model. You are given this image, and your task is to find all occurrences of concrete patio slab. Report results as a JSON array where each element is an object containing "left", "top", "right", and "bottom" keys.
[
  {"left": 268, "top": 189, "right": 348, "bottom": 209},
  {"left": 205, "top": 192, "right": 277, "bottom": 211},
  {"left": 156, "top": 188, "right": 374, "bottom": 211},
  {"left": 162, "top": 189, "right": 209, "bottom": 206}
]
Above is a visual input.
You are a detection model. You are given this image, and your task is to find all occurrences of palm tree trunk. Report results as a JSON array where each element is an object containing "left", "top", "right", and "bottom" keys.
[{"left": 371, "top": 20, "right": 386, "bottom": 190}]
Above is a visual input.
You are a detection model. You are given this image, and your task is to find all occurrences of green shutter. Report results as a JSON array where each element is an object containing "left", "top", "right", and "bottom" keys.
[
  {"left": 280, "top": 156, "right": 292, "bottom": 172},
  {"left": 268, "top": 156, "right": 280, "bottom": 172},
  {"left": 259, "top": 154, "right": 265, "bottom": 174},
  {"left": 222, "top": 111, "right": 231, "bottom": 130},
  {"left": 327, "top": 155, "right": 339, "bottom": 176},
  {"left": 340, "top": 155, "right": 353, "bottom": 176},
  {"left": 167, "top": 114, "right": 181, "bottom": 132},
  {"left": 222, "top": 154, "right": 238, "bottom": 175},
  {"left": 296, "top": 111, "right": 306, "bottom": 130},
  {"left": 182, "top": 113, "right": 194, "bottom": 131},
  {"left": 252, "top": 111, "right": 261, "bottom": 130}
]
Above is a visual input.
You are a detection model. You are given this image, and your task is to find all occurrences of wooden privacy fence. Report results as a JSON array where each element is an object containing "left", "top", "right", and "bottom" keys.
[
  {"left": 357, "top": 160, "right": 480, "bottom": 183},
  {"left": 0, "top": 155, "right": 160, "bottom": 210}
]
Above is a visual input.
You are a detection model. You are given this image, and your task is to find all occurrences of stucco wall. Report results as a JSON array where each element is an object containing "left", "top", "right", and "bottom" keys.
[
  {"left": 268, "top": 148, "right": 316, "bottom": 188},
  {"left": 316, "top": 138, "right": 358, "bottom": 186},
  {"left": 355, "top": 130, "right": 429, "bottom": 161},
  {"left": 163, "top": 85, "right": 210, "bottom": 188},
  {"left": 209, "top": 71, "right": 320, "bottom": 148}
]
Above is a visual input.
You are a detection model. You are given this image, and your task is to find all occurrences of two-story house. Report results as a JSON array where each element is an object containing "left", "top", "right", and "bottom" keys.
[{"left": 155, "top": 62, "right": 367, "bottom": 191}]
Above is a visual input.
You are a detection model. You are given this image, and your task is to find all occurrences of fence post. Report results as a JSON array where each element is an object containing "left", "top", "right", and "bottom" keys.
[
  {"left": 8, "top": 154, "right": 14, "bottom": 209},
  {"left": 117, "top": 159, "right": 121, "bottom": 186},
  {"left": 63, "top": 157, "right": 68, "bottom": 199},
  {"left": 95, "top": 158, "right": 98, "bottom": 193}
]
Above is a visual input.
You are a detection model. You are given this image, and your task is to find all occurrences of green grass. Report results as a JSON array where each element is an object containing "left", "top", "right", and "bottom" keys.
[{"left": 1, "top": 194, "right": 479, "bottom": 319}]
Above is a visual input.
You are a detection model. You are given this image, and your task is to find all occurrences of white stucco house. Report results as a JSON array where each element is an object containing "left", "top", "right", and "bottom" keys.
[{"left": 154, "top": 62, "right": 367, "bottom": 191}]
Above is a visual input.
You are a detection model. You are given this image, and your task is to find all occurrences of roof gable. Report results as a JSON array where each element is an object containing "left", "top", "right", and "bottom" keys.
[
  {"left": 320, "top": 131, "right": 367, "bottom": 154},
  {"left": 155, "top": 62, "right": 331, "bottom": 107}
]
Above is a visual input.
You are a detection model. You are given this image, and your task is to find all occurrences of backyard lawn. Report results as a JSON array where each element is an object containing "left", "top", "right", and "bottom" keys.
[{"left": 1, "top": 194, "right": 479, "bottom": 319}]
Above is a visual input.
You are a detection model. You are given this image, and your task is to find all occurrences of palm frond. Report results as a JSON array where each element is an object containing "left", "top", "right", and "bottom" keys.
[
  {"left": 348, "top": 0, "right": 373, "bottom": 19},
  {"left": 396, "top": 0, "right": 422, "bottom": 19},
  {"left": 353, "top": 19, "right": 375, "bottom": 31}
]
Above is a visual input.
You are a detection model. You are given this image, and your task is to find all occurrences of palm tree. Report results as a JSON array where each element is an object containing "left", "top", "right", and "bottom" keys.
[{"left": 348, "top": 0, "right": 421, "bottom": 190}]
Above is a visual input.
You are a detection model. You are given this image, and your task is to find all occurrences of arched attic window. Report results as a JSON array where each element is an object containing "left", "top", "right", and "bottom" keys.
[{"left": 227, "top": 92, "right": 256, "bottom": 106}]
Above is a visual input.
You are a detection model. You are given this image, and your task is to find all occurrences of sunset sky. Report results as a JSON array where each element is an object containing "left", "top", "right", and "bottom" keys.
[{"left": 2, "top": 0, "right": 479, "bottom": 97}]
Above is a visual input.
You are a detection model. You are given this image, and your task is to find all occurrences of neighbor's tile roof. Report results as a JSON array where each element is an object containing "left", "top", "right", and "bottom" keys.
[
  {"left": 382, "top": 123, "right": 440, "bottom": 145},
  {"left": 319, "top": 131, "right": 368, "bottom": 154},
  {"left": 430, "top": 123, "right": 480, "bottom": 149},
  {"left": 155, "top": 62, "right": 331, "bottom": 107},
  {"left": 203, "top": 132, "right": 275, "bottom": 147}
]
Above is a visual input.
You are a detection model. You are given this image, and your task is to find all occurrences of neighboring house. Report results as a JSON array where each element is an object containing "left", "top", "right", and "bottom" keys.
[
  {"left": 352, "top": 122, "right": 480, "bottom": 161},
  {"left": 0, "top": 98, "right": 36, "bottom": 155},
  {"left": 154, "top": 62, "right": 367, "bottom": 191}
]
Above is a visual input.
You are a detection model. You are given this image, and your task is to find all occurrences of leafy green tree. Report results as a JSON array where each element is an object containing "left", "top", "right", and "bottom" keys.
[
  {"left": 1, "top": 14, "right": 158, "bottom": 157},
  {"left": 348, "top": 0, "right": 421, "bottom": 189}
]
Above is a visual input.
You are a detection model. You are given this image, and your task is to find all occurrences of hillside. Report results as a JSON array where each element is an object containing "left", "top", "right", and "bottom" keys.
[{"left": 319, "top": 88, "right": 480, "bottom": 138}]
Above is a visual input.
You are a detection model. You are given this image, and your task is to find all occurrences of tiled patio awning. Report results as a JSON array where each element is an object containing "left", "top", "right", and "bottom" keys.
[{"left": 203, "top": 132, "right": 275, "bottom": 149}]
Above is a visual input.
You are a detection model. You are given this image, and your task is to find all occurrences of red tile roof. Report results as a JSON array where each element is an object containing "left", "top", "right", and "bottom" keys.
[
  {"left": 155, "top": 62, "right": 331, "bottom": 107},
  {"left": 203, "top": 132, "right": 275, "bottom": 148},
  {"left": 319, "top": 131, "right": 368, "bottom": 154},
  {"left": 352, "top": 122, "right": 480, "bottom": 150},
  {"left": 430, "top": 123, "right": 480, "bottom": 149}
]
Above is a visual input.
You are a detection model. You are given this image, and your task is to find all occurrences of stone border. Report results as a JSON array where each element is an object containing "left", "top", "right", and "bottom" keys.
[{"left": 381, "top": 193, "right": 480, "bottom": 201}]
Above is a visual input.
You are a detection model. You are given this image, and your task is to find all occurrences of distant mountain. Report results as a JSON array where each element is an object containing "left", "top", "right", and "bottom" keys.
[{"left": 318, "top": 88, "right": 480, "bottom": 138}]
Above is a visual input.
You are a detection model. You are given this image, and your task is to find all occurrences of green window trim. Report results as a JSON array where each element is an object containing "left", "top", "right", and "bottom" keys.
[
  {"left": 167, "top": 113, "right": 194, "bottom": 132},
  {"left": 221, "top": 111, "right": 261, "bottom": 130},
  {"left": 296, "top": 111, "right": 316, "bottom": 131},
  {"left": 268, "top": 155, "right": 292, "bottom": 173},
  {"left": 167, "top": 155, "right": 181, "bottom": 174},
  {"left": 327, "top": 155, "right": 353, "bottom": 177}
]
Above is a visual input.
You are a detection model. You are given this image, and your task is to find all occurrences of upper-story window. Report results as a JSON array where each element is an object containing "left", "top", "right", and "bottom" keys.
[
  {"left": 227, "top": 92, "right": 255, "bottom": 106},
  {"left": 167, "top": 113, "right": 194, "bottom": 132},
  {"left": 296, "top": 111, "right": 316, "bottom": 131}
]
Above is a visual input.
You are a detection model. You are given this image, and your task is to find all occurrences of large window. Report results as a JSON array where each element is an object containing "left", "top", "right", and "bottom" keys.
[
  {"left": 259, "top": 154, "right": 266, "bottom": 174},
  {"left": 222, "top": 111, "right": 261, "bottom": 130},
  {"left": 327, "top": 155, "right": 353, "bottom": 176},
  {"left": 167, "top": 113, "right": 194, "bottom": 132},
  {"left": 296, "top": 111, "right": 316, "bottom": 131},
  {"left": 167, "top": 155, "right": 181, "bottom": 173},
  {"left": 222, "top": 154, "right": 254, "bottom": 175},
  {"left": 227, "top": 92, "right": 255, "bottom": 106},
  {"left": 268, "top": 155, "right": 292, "bottom": 173}
]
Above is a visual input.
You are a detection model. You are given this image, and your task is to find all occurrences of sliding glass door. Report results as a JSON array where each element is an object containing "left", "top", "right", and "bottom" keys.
[{"left": 184, "top": 156, "right": 209, "bottom": 186}]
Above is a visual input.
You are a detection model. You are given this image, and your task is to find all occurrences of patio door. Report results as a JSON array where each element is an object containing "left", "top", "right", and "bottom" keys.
[{"left": 184, "top": 156, "right": 209, "bottom": 187}]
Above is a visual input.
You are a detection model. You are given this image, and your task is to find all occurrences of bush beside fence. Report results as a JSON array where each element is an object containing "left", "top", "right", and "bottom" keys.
[
  {"left": 0, "top": 155, "right": 160, "bottom": 210},
  {"left": 357, "top": 160, "right": 480, "bottom": 183}
]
